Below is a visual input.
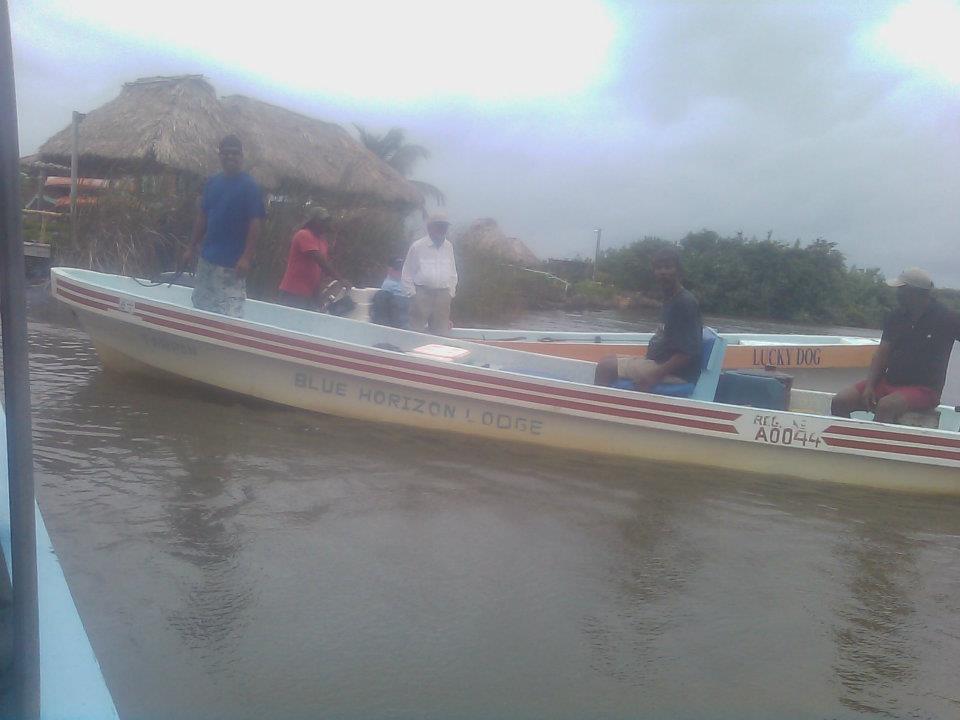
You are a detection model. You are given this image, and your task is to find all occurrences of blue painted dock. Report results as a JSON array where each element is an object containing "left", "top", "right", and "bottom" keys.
[{"left": 0, "top": 408, "right": 118, "bottom": 719}]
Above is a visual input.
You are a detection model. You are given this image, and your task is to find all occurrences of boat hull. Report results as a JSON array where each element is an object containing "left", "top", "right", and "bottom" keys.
[{"left": 71, "top": 304, "right": 959, "bottom": 495}]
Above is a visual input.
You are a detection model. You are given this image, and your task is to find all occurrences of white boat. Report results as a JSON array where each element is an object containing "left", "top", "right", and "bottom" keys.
[
  {"left": 52, "top": 268, "right": 960, "bottom": 494},
  {"left": 447, "top": 328, "right": 879, "bottom": 369},
  {"left": 346, "top": 287, "right": 879, "bottom": 370}
]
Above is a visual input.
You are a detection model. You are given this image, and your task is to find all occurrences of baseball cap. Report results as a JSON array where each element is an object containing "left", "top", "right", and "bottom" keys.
[
  {"left": 305, "top": 206, "right": 332, "bottom": 224},
  {"left": 427, "top": 211, "right": 449, "bottom": 226},
  {"left": 219, "top": 135, "right": 243, "bottom": 153},
  {"left": 886, "top": 267, "right": 934, "bottom": 290}
]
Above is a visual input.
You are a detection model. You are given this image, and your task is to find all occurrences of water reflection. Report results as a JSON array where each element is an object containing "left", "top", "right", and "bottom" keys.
[
  {"left": 737, "top": 479, "right": 960, "bottom": 718},
  {"left": 580, "top": 464, "right": 706, "bottom": 686},
  {"left": 826, "top": 491, "right": 960, "bottom": 718},
  {"left": 163, "top": 437, "right": 255, "bottom": 657},
  {"left": 832, "top": 516, "right": 916, "bottom": 717},
  {"left": 68, "top": 372, "right": 258, "bottom": 664}
]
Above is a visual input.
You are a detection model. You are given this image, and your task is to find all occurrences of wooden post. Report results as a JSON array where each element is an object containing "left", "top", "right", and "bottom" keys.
[
  {"left": 69, "top": 110, "right": 84, "bottom": 248},
  {"left": 0, "top": 2, "right": 41, "bottom": 717},
  {"left": 593, "top": 227, "right": 602, "bottom": 282}
]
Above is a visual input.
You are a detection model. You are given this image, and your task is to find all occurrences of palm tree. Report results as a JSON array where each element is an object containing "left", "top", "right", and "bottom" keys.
[{"left": 354, "top": 124, "right": 446, "bottom": 206}]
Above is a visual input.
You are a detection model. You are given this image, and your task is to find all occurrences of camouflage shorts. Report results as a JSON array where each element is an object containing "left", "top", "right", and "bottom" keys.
[{"left": 191, "top": 257, "right": 246, "bottom": 318}]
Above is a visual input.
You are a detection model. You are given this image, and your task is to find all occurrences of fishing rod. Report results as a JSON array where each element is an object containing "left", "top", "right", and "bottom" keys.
[{"left": 130, "top": 231, "right": 193, "bottom": 288}]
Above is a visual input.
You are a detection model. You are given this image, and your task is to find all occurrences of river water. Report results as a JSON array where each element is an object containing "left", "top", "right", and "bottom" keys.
[{"left": 10, "top": 288, "right": 960, "bottom": 719}]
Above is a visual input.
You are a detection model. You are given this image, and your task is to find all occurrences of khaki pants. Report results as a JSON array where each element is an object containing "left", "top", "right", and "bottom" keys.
[
  {"left": 410, "top": 286, "right": 452, "bottom": 335},
  {"left": 617, "top": 356, "right": 686, "bottom": 385}
]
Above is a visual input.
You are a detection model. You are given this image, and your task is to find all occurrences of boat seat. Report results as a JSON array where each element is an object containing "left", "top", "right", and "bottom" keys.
[
  {"left": 898, "top": 410, "right": 941, "bottom": 429},
  {"left": 853, "top": 409, "right": 942, "bottom": 429},
  {"left": 614, "top": 327, "right": 726, "bottom": 401},
  {"left": 715, "top": 369, "right": 792, "bottom": 411}
]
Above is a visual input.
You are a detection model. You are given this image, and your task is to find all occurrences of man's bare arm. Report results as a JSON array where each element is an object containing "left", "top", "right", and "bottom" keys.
[
  {"left": 862, "top": 341, "right": 891, "bottom": 408},
  {"left": 235, "top": 218, "right": 261, "bottom": 277},
  {"left": 183, "top": 199, "right": 206, "bottom": 264},
  {"left": 652, "top": 352, "right": 693, "bottom": 382},
  {"left": 307, "top": 250, "right": 342, "bottom": 281}
]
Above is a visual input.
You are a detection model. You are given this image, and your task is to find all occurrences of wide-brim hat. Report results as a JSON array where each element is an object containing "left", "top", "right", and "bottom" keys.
[
  {"left": 887, "top": 267, "right": 933, "bottom": 290},
  {"left": 426, "top": 211, "right": 450, "bottom": 226}
]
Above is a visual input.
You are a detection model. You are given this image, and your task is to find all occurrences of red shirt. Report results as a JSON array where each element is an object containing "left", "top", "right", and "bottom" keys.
[{"left": 279, "top": 229, "right": 330, "bottom": 297}]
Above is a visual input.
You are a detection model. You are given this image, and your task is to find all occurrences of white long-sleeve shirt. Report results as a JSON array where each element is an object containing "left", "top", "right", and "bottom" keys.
[{"left": 401, "top": 236, "right": 458, "bottom": 297}]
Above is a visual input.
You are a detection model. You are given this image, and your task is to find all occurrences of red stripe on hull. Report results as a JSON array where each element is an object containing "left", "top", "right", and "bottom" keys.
[
  {"left": 823, "top": 436, "right": 960, "bottom": 462},
  {"left": 134, "top": 301, "right": 741, "bottom": 421},
  {"left": 58, "top": 278, "right": 121, "bottom": 305},
  {"left": 824, "top": 424, "right": 960, "bottom": 450},
  {"left": 136, "top": 312, "right": 739, "bottom": 435},
  {"left": 57, "top": 287, "right": 114, "bottom": 313}
]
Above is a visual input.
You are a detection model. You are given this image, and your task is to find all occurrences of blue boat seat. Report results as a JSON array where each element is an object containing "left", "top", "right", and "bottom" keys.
[
  {"left": 715, "top": 370, "right": 790, "bottom": 410},
  {"left": 613, "top": 327, "right": 727, "bottom": 401}
]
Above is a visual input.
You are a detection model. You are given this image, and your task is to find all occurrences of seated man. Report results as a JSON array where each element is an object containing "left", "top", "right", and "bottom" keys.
[
  {"left": 371, "top": 256, "right": 412, "bottom": 328},
  {"left": 832, "top": 268, "right": 960, "bottom": 423},
  {"left": 595, "top": 247, "right": 702, "bottom": 390}
]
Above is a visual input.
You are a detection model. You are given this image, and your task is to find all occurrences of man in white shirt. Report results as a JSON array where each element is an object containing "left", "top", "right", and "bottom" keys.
[{"left": 401, "top": 212, "right": 459, "bottom": 335}]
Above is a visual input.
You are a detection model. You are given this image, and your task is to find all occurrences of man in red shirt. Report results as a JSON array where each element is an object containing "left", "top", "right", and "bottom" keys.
[{"left": 278, "top": 206, "right": 344, "bottom": 310}]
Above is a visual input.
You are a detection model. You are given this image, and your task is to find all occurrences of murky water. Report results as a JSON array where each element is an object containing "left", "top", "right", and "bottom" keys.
[{"left": 11, "top": 289, "right": 960, "bottom": 719}]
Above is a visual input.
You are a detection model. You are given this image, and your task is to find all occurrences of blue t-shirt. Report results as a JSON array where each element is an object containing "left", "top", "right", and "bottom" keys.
[
  {"left": 200, "top": 172, "right": 266, "bottom": 267},
  {"left": 647, "top": 287, "right": 702, "bottom": 383}
]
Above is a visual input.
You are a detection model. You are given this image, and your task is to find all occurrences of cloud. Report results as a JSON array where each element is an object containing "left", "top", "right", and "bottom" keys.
[{"left": 10, "top": 0, "right": 960, "bottom": 287}]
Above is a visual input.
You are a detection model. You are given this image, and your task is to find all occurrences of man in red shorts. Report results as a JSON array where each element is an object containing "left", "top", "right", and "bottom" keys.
[{"left": 831, "top": 268, "right": 960, "bottom": 423}]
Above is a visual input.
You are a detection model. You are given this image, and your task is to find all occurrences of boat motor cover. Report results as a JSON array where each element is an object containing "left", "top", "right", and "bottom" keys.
[{"left": 715, "top": 370, "right": 791, "bottom": 411}]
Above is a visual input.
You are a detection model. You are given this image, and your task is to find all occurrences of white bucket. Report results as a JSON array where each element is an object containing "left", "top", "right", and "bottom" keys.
[{"left": 346, "top": 287, "right": 378, "bottom": 322}]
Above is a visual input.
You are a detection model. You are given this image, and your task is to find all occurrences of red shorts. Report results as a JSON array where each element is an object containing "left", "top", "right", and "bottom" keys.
[{"left": 854, "top": 378, "right": 939, "bottom": 410}]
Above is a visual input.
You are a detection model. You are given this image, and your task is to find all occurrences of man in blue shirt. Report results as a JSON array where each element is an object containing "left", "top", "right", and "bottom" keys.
[
  {"left": 185, "top": 135, "right": 266, "bottom": 317},
  {"left": 371, "top": 256, "right": 412, "bottom": 328}
]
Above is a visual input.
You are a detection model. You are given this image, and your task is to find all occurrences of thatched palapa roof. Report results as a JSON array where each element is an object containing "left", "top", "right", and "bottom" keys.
[
  {"left": 457, "top": 219, "right": 540, "bottom": 267},
  {"left": 36, "top": 75, "right": 422, "bottom": 207}
]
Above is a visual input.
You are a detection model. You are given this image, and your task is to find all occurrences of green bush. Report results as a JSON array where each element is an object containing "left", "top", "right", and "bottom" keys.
[
  {"left": 61, "top": 188, "right": 195, "bottom": 276},
  {"left": 49, "top": 177, "right": 410, "bottom": 301},
  {"left": 598, "top": 230, "right": 903, "bottom": 328},
  {"left": 565, "top": 280, "right": 619, "bottom": 311},
  {"left": 452, "top": 244, "right": 525, "bottom": 325}
]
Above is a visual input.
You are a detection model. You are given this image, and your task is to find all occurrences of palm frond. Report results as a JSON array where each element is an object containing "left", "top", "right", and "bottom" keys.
[
  {"left": 410, "top": 180, "right": 445, "bottom": 206},
  {"left": 387, "top": 143, "right": 430, "bottom": 176},
  {"left": 352, "top": 124, "right": 445, "bottom": 205}
]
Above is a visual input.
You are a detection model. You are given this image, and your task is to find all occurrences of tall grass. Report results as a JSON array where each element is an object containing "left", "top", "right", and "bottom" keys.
[
  {"left": 248, "top": 194, "right": 408, "bottom": 300},
  {"left": 56, "top": 180, "right": 410, "bottom": 301},
  {"left": 452, "top": 244, "right": 565, "bottom": 325},
  {"left": 64, "top": 188, "right": 196, "bottom": 278}
]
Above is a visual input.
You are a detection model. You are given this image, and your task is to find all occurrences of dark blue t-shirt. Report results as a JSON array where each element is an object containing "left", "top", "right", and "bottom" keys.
[
  {"left": 882, "top": 299, "right": 960, "bottom": 390},
  {"left": 200, "top": 172, "right": 266, "bottom": 267},
  {"left": 646, "top": 287, "right": 703, "bottom": 383}
]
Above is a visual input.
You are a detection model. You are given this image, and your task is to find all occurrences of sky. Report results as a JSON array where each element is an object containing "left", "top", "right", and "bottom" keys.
[{"left": 10, "top": 0, "right": 960, "bottom": 286}]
